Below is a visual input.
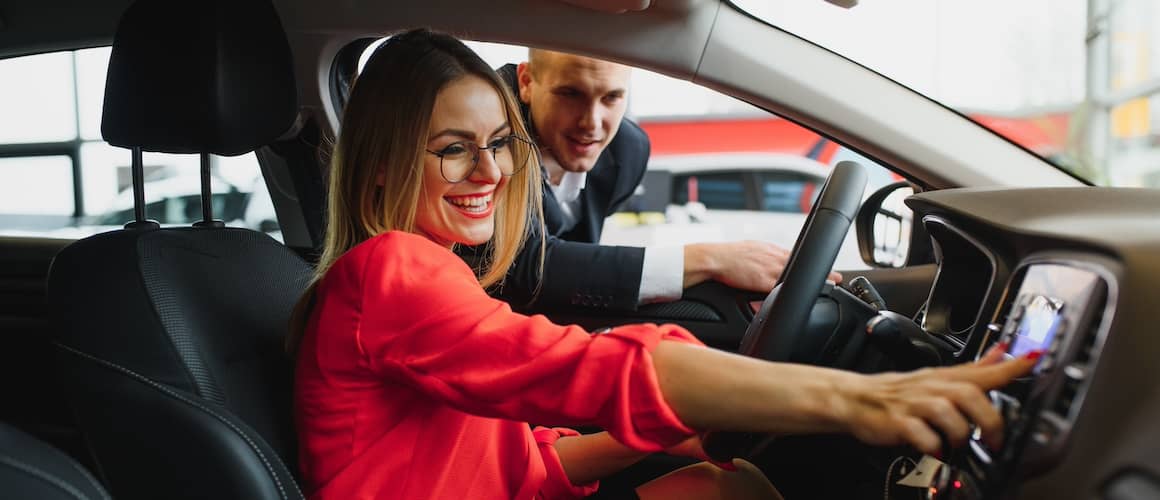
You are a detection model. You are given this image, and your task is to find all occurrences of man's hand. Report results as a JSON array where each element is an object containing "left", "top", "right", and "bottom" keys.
[{"left": 683, "top": 241, "right": 843, "bottom": 292}]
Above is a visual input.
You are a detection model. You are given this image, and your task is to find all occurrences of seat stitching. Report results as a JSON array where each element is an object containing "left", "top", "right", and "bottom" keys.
[
  {"left": 0, "top": 455, "right": 94, "bottom": 500},
  {"left": 54, "top": 342, "right": 302, "bottom": 500}
]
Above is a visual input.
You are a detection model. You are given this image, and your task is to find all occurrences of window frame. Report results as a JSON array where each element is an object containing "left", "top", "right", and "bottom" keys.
[{"left": 0, "top": 48, "right": 88, "bottom": 221}]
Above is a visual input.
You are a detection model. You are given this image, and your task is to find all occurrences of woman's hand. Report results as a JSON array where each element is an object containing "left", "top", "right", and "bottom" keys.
[
  {"left": 654, "top": 339, "right": 1038, "bottom": 457},
  {"left": 836, "top": 344, "right": 1039, "bottom": 456}
]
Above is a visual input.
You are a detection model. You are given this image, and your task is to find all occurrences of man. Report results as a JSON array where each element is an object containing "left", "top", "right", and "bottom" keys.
[{"left": 482, "top": 49, "right": 839, "bottom": 311}]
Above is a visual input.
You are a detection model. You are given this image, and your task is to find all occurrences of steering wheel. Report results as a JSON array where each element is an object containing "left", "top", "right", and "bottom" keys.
[
  {"left": 739, "top": 160, "right": 867, "bottom": 362},
  {"left": 702, "top": 160, "right": 867, "bottom": 461}
]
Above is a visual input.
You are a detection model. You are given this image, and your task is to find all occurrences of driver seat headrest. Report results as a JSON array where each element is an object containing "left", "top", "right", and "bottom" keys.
[{"left": 100, "top": 0, "right": 297, "bottom": 156}]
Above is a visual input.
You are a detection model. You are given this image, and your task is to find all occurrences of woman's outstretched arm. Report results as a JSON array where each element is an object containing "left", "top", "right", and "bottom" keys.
[
  {"left": 553, "top": 431, "right": 653, "bottom": 486},
  {"left": 651, "top": 341, "right": 1036, "bottom": 455}
]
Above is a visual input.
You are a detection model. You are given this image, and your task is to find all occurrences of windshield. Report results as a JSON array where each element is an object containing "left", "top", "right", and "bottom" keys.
[{"left": 734, "top": 0, "right": 1159, "bottom": 188}]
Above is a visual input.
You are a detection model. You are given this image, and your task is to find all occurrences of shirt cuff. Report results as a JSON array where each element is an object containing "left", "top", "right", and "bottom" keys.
[
  {"left": 533, "top": 427, "right": 600, "bottom": 499},
  {"left": 637, "top": 245, "right": 684, "bottom": 305}
]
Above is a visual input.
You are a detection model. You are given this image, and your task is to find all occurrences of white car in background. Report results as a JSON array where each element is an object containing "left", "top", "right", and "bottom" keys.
[
  {"left": 93, "top": 174, "right": 281, "bottom": 240},
  {"left": 601, "top": 152, "right": 868, "bottom": 270},
  {"left": 95, "top": 174, "right": 249, "bottom": 227}
]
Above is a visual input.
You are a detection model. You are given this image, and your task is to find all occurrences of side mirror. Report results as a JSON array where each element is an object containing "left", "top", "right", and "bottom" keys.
[{"left": 855, "top": 181, "right": 915, "bottom": 268}]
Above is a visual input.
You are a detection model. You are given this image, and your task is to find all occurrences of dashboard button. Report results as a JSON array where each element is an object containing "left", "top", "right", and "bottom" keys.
[
  {"left": 1064, "top": 364, "right": 1086, "bottom": 380},
  {"left": 1030, "top": 414, "right": 1064, "bottom": 446},
  {"left": 985, "top": 322, "right": 1002, "bottom": 339}
]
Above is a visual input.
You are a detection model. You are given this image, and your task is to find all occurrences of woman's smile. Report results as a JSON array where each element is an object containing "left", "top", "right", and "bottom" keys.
[{"left": 443, "top": 190, "right": 495, "bottom": 218}]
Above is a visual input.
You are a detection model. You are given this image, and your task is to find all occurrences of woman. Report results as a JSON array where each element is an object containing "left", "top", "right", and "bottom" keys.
[{"left": 291, "top": 29, "right": 1036, "bottom": 500}]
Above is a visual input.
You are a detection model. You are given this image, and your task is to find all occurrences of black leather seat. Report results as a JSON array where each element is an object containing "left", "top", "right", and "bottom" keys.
[
  {"left": 45, "top": 0, "right": 310, "bottom": 499},
  {"left": 0, "top": 422, "right": 111, "bottom": 500}
]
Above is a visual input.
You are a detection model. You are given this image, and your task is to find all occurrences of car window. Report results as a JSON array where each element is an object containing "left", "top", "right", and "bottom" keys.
[
  {"left": 97, "top": 191, "right": 249, "bottom": 226},
  {"left": 0, "top": 48, "right": 280, "bottom": 240},
  {"left": 759, "top": 172, "right": 822, "bottom": 213},
  {"left": 350, "top": 39, "right": 902, "bottom": 270},
  {"left": 672, "top": 173, "right": 749, "bottom": 210},
  {"left": 734, "top": 0, "right": 1160, "bottom": 188}
]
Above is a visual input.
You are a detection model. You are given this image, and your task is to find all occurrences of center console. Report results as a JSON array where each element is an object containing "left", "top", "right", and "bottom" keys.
[{"left": 938, "top": 259, "right": 1115, "bottom": 498}]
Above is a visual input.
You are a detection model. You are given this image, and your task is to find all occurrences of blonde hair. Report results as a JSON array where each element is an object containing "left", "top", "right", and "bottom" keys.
[{"left": 287, "top": 29, "right": 544, "bottom": 353}]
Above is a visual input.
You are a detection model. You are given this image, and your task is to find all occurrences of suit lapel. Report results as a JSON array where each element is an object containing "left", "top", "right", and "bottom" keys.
[
  {"left": 566, "top": 154, "right": 614, "bottom": 243},
  {"left": 540, "top": 174, "right": 567, "bottom": 237}
]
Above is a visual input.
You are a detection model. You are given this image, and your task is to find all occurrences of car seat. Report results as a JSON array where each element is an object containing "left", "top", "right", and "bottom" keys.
[
  {"left": 0, "top": 421, "right": 111, "bottom": 500},
  {"left": 45, "top": 0, "right": 310, "bottom": 498}
]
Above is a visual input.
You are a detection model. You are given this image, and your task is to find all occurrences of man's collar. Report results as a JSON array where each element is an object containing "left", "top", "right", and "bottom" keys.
[{"left": 543, "top": 157, "right": 587, "bottom": 203}]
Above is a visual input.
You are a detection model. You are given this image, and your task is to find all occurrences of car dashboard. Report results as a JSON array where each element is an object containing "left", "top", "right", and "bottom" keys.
[{"left": 902, "top": 186, "right": 1160, "bottom": 499}]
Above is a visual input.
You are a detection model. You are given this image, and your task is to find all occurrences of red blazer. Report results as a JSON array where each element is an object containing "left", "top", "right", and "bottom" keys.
[{"left": 294, "top": 231, "right": 701, "bottom": 499}]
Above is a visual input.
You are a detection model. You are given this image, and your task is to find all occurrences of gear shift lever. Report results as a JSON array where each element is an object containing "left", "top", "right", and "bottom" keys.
[{"left": 848, "top": 276, "right": 887, "bottom": 311}]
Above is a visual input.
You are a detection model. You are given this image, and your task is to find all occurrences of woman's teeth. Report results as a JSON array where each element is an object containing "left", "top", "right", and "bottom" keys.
[{"left": 445, "top": 193, "right": 492, "bottom": 213}]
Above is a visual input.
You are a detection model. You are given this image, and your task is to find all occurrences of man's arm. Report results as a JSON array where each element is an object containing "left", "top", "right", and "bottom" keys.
[
  {"left": 604, "top": 119, "right": 842, "bottom": 298},
  {"left": 477, "top": 232, "right": 839, "bottom": 311},
  {"left": 485, "top": 228, "right": 646, "bottom": 312},
  {"left": 683, "top": 241, "right": 842, "bottom": 291},
  {"left": 636, "top": 240, "right": 842, "bottom": 305}
]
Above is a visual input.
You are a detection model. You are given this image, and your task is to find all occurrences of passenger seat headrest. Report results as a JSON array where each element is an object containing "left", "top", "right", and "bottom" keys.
[{"left": 101, "top": 0, "right": 297, "bottom": 156}]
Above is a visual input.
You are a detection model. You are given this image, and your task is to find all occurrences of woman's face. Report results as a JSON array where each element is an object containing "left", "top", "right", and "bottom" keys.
[{"left": 416, "top": 75, "right": 512, "bottom": 248}]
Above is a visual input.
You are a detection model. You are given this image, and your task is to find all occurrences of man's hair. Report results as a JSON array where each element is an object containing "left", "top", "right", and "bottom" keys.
[
  {"left": 526, "top": 48, "right": 552, "bottom": 79},
  {"left": 288, "top": 29, "right": 545, "bottom": 353}
]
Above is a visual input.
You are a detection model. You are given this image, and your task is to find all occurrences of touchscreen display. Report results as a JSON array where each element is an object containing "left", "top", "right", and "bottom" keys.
[{"left": 1008, "top": 294, "right": 1063, "bottom": 371}]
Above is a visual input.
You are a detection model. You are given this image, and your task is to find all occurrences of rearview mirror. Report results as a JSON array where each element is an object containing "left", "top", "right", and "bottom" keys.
[{"left": 855, "top": 181, "right": 914, "bottom": 267}]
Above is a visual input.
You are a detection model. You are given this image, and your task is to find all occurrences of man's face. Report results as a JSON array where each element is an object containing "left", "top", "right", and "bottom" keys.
[{"left": 518, "top": 52, "right": 631, "bottom": 173}]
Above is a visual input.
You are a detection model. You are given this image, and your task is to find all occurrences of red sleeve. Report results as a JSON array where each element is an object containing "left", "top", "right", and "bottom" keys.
[
  {"left": 532, "top": 427, "right": 599, "bottom": 499},
  {"left": 351, "top": 232, "right": 701, "bottom": 451}
]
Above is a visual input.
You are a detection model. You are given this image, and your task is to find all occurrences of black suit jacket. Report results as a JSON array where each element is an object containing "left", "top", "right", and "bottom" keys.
[
  {"left": 459, "top": 65, "right": 651, "bottom": 312},
  {"left": 540, "top": 118, "right": 651, "bottom": 243}
]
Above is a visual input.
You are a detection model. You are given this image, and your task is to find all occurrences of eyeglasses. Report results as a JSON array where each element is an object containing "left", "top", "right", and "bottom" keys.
[{"left": 425, "top": 135, "right": 536, "bottom": 183}]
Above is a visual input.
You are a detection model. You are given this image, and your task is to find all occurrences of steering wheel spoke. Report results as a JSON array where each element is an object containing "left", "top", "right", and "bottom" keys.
[{"left": 703, "top": 160, "right": 868, "bottom": 461}]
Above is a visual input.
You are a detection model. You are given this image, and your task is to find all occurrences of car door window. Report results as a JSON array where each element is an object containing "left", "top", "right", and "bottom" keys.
[
  {"left": 0, "top": 48, "right": 279, "bottom": 240},
  {"left": 672, "top": 173, "right": 749, "bottom": 210},
  {"left": 760, "top": 172, "right": 822, "bottom": 213}
]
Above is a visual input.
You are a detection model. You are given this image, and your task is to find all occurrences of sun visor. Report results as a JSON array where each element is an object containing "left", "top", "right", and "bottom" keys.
[{"left": 100, "top": 0, "right": 297, "bottom": 156}]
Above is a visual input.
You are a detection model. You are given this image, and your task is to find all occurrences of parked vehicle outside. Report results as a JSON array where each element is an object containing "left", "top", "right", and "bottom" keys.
[{"left": 601, "top": 152, "right": 883, "bottom": 270}]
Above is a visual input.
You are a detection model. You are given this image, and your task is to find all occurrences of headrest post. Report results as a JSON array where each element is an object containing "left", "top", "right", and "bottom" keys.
[
  {"left": 199, "top": 153, "right": 214, "bottom": 223},
  {"left": 123, "top": 148, "right": 158, "bottom": 230},
  {"left": 193, "top": 153, "right": 225, "bottom": 228},
  {"left": 131, "top": 147, "right": 145, "bottom": 222}
]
